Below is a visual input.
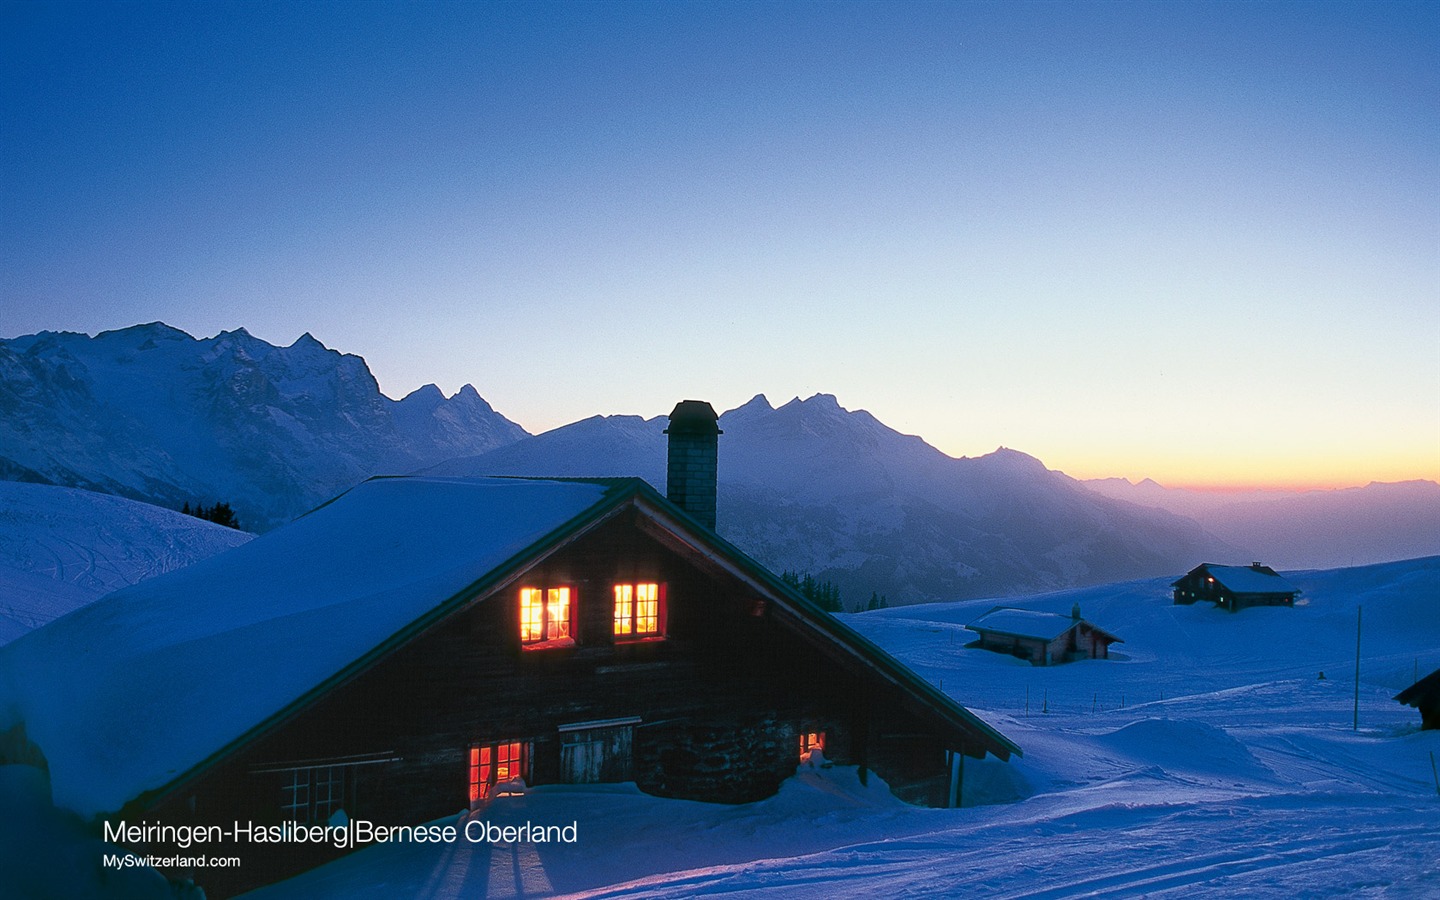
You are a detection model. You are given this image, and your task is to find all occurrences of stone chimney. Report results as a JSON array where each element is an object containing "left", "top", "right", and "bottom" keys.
[
  {"left": 1071, "top": 602, "right": 1082, "bottom": 621},
  {"left": 665, "top": 400, "right": 722, "bottom": 530}
]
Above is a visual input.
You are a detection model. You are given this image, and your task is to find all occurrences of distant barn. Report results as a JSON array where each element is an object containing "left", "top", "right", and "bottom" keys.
[
  {"left": 1395, "top": 667, "right": 1440, "bottom": 730},
  {"left": 967, "top": 604, "right": 1122, "bottom": 666},
  {"left": 1172, "top": 562, "right": 1299, "bottom": 612}
]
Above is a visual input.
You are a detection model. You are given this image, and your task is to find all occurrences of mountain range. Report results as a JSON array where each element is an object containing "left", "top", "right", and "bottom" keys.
[
  {"left": 2, "top": 323, "right": 1433, "bottom": 605},
  {"left": 428, "top": 394, "right": 1231, "bottom": 603},
  {"left": 0, "top": 323, "right": 526, "bottom": 530}
]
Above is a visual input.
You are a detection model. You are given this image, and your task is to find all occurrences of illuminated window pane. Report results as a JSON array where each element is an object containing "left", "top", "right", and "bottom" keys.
[
  {"left": 799, "top": 731, "right": 825, "bottom": 757},
  {"left": 636, "top": 583, "right": 659, "bottom": 634},
  {"left": 547, "top": 588, "right": 571, "bottom": 640},
  {"left": 519, "top": 588, "right": 545, "bottom": 643},
  {"left": 468, "top": 746, "right": 484, "bottom": 802},
  {"left": 495, "top": 741, "right": 522, "bottom": 782},
  {"left": 614, "top": 582, "right": 664, "bottom": 638},
  {"left": 468, "top": 741, "right": 527, "bottom": 804},
  {"left": 614, "top": 585, "right": 633, "bottom": 635}
]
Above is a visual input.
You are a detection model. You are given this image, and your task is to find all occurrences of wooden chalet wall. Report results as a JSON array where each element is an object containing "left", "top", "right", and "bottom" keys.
[
  {"left": 142, "top": 506, "right": 953, "bottom": 896},
  {"left": 976, "top": 631, "right": 1049, "bottom": 666},
  {"left": 975, "top": 623, "right": 1111, "bottom": 666},
  {"left": 1069, "top": 624, "right": 1112, "bottom": 661},
  {"left": 1172, "top": 566, "right": 1296, "bottom": 612}
]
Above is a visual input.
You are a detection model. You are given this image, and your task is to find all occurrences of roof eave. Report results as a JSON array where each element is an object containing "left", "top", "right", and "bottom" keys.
[
  {"left": 124, "top": 478, "right": 648, "bottom": 818},
  {"left": 629, "top": 488, "right": 1021, "bottom": 760}
]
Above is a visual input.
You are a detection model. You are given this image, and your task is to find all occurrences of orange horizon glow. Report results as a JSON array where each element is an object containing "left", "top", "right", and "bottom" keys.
[
  {"left": 1016, "top": 451, "right": 1439, "bottom": 495},
  {"left": 1065, "top": 471, "right": 1439, "bottom": 494}
]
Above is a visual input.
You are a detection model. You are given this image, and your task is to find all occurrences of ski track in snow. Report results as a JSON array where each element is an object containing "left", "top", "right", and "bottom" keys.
[
  {"left": 3, "top": 488, "right": 1434, "bottom": 899},
  {"left": 235, "top": 558, "right": 1440, "bottom": 900},
  {"left": 0, "top": 482, "right": 250, "bottom": 642},
  {"left": 561, "top": 801, "right": 1439, "bottom": 899}
]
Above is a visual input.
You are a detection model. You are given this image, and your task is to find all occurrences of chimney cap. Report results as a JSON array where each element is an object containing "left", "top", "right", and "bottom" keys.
[{"left": 665, "top": 400, "right": 722, "bottom": 435}]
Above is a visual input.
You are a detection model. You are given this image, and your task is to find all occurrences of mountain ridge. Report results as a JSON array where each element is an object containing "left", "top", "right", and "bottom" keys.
[
  {"left": 431, "top": 393, "right": 1234, "bottom": 603},
  {"left": 5, "top": 323, "right": 1428, "bottom": 603},
  {"left": 0, "top": 324, "right": 529, "bottom": 530}
]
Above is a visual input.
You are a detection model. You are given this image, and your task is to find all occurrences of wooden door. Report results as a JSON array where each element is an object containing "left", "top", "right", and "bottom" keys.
[{"left": 560, "top": 724, "right": 634, "bottom": 783}]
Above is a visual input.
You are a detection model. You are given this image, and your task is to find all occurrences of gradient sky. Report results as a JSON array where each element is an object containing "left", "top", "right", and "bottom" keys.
[{"left": 3, "top": 0, "right": 1437, "bottom": 489}]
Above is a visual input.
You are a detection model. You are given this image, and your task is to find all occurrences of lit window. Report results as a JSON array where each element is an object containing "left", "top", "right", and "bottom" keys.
[
  {"left": 613, "top": 582, "right": 664, "bottom": 639},
  {"left": 799, "top": 731, "right": 825, "bottom": 759},
  {"left": 469, "top": 740, "right": 528, "bottom": 804},
  {"left": 520, "top": 587, "right": 572, "bottom": 645}
]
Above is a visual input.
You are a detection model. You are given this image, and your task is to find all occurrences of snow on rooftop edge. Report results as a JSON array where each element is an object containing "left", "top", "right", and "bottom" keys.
[{"left": 0, "top": 476, "right": 615, "bottom": 819}]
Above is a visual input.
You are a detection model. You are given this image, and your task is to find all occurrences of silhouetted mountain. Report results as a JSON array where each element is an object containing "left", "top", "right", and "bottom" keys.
[{"left": 430, "top": 394, "right": 1233, "bottom": 604}]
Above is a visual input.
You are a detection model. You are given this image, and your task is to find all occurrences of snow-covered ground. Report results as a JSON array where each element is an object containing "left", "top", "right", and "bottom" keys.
[
  {"left": 0, "top": 482, "right": 251, "bottom": 644},
  {"left": 242, "top": 556, "right": 1440, "bottom": 899}
]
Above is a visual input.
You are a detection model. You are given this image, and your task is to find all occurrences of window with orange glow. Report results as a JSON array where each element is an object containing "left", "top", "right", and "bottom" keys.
[
  {"left": 799, "top": 731, "right": 825, "bottom": 758},
  {"left": 520, "top": 586, "right": 572, "bottom": 644},
  {"left": 469, "top": 740, "right": 527, "bottom": 803},
  {"left": 613, "top": 582, "right": 663, "bottom": 638}
]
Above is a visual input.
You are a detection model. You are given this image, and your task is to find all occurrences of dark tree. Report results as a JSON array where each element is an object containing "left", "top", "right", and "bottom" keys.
[
  {"left": 781, "top": 570, "right": 844, "bottom": 613},
  {"left": 184, "top": 500, "right": 242, "bottom": 530}
]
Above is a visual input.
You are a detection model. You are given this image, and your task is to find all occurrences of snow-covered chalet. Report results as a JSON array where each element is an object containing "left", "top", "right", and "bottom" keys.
[
  {"left": 967, "top": 604, "right": 1122, "bottom": 666},
  {"left": 1172, "top": 562, "right": 1300, "bottom": 612},
  {"left": 0, "top": 400, "right": 1019, "bottom": 896}
]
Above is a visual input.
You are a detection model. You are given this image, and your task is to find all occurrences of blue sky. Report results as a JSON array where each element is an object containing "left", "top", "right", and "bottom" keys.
[{"left": 2, "top": 0, "right": 1436, "bottom": 488}]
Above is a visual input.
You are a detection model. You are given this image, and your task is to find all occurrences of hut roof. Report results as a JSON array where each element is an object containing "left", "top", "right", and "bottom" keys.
[
  {"left": 1395, "top": 667, "right": 1440, "bottom": 709},
  {"left": 967, "top": 607, "right": 1122, "bottom": 643}
]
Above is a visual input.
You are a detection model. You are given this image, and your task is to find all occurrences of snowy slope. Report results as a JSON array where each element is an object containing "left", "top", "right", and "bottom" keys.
[
  {"left": 239, "top": 556, "right": 1440, "bottom": 900},
  {"left": 0, "top": 477, "right": 613, "bottom": 819},
  {"left": 0, "top": 482, "right": 251, "bottom": 644},
  {"left": 432, "top": 394, "right": 1232, "bottom": 603},
  {"left": 0, "top": 324, "right": 528, "bottom": 530}
]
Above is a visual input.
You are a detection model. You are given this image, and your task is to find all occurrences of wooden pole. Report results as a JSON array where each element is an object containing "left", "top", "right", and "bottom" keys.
[
  {"left": 957, "top": 746, "right": 965, "bottom": 808},
  {"left": 1430, "top": 750, "right": 1439, "bottom": 798},
  {"left": 1353, "top": 606, "right": 1362, "bottom": 732}
]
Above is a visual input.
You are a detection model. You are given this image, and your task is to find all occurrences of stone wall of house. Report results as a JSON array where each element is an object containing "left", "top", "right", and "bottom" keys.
[{"left": 637, "top": 715, "right": 800, "bottom": 804}]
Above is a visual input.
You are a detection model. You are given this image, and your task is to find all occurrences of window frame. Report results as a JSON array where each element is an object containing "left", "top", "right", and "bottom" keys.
[
  {"left": 612, "top": 581, "right": 667, "bottom": 641},
  {"left": 253, "top": 752, "right": 396, "bottom": 824},
  {"left": 519, "top": 585, "right": 575, "bottom": 648},
  {"left": 468, "top": 739, "right": 531, "bottom": 806},
  {"left": 799, "top": 730, "right": 826, "bottom": 760}
]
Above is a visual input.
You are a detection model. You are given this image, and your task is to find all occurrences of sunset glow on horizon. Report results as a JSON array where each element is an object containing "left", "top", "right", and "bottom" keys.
[{"left": 2, "top": 1, "right": 1435, "bottom": 492}]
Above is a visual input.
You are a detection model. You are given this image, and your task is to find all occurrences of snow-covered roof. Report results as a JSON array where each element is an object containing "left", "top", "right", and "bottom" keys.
[
  {"left": 1195, "top": 564, "right": 1298, "bottom": 595},
  {"left": 970, "top": 608, "right": 1078, "bottom": 642},
  {"left": 0, "top": 472, "right": 1021, "bottom": 820},
  {"left": 0, "top": 475, "right": 619, "bottom": 819},
  {"left": 1394, "top": 667, "right": 1440, "bottom": 709}
]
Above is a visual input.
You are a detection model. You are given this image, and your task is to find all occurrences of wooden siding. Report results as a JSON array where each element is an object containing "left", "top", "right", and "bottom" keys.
[
  {"left": 976, "top": 623, "right": 1114, "bottom": 666},
  {"left": 138, "top": 507, "right": 954, "bottom": 896},
  {"left": 1172, "top": 568, "right": 1296, "bottom": 612}
]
